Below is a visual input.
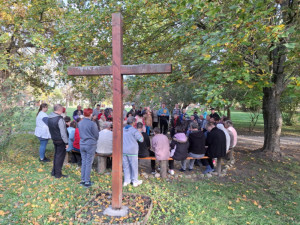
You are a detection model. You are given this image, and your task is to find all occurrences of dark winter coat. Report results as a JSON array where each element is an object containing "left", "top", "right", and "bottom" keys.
[
  {"left": 188, "top": 130, "right": 206, "bottom": 155},
  {"left": 138, "top": 132, "right": 151, "bottom": 158},
  {"left": 170, "top": 133, "right": 189, "bottom": 161},
  {"left": 206, "top": 127, "right": 226, "bottom": 158}
]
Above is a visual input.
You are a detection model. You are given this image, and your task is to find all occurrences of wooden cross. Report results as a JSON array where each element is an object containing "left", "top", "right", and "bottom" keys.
[{"left": 68, "top": 13, "right": 172, "bottom": 209}]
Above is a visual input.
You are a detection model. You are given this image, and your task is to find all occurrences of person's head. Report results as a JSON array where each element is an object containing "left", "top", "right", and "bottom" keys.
[
  {"left": 102, "top": 122, "right": 112, "bottom": 130},
  {"left": 191, "top": 121, "right": 199, "bottom": 130},
  {"left": 194, "top": 111, "right": 198, "bottom": 115},
  {"left": 96, "top": 104, "right": 100, "bottom": 110},
  {"left": 206, "top": 115, "right": 210, "bottom": 120},
  {"left": 206, "top": 121, "right": 215, "bottom": 132},
  {"left": 209, "top": 116, "right": 215, "bottom": 123},
  {"left": 182, "top": 109, "right": 186, "bottom": 113},
  {"left": 224, "top": 120, "right": 233, "bottom": 128},
  {"left": 127, "top": 116, "right": 136, "bottom": 125},
  {"left": 200, "top": 115, "right": 204, "bottom": 120},
  {"left": 77, "top": 105, "right": 82, "bottom": 111},
  {"left": 136, "top": 122, "right": 143, "bottom": 131},
  {"left": 210, "top": 107, "right": 215, "bottom": 114},
  {"left": 64, "top": 116, "right": 71, "bottom": 126},
  {"left": 62, "top": 107, "right": 66, "bottom": 114},
  {"left": 92, "top": 115, "right": 97, "bottom": 120},
  {"left": 83, "top": 108, "right": 93, "bottom": 118},
  {"left": 153, "top": 127, "right": 160, "bottom": 135},
  {"left": 161, "top": 103, "right": 166, "bottom": 108},
  {"left": 37, "top": 103, "right": 48, "bottom": 116},
  {"left": 100, "top": 109, "right": 104, "bottom": 113},
  {"left": 190, "top": 115, "right": 195, "bottom": 121},
  {"left": 214, "top": 115, "right": 220, "bottom": 123},
  {"left": 175, "top": 103, "right": 179, "bottom": 109},
  {"left": 132, "top": 104, "right": 135, "bottom": 109},
  {"left": 70, "top": 120, "right": 77, "bottom": 128},
  {"left": 175, "top": 126, "right": 184, "bottom": 133},
  {"left": 76, "top": 117, "right": 82, "bottom": 123},
  {"left": 127, "top": 112, "right": 132, "bottom": 118},
  {"left": 54, "top": 104, "right": 64, "bottom": 114}
]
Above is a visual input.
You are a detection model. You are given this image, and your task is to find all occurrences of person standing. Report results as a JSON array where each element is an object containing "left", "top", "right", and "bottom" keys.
[
  {"left": 48, "top": 104, "right": 69, "bottom": 178},
  {"left": 123, "top": 116, "right": 144, "bottom": 187},
  {"left": 209, "top": 108, "right": 220, "bottom": 120},
  {"left": 78, "top": 108, "right": 99, "bottom": 187},
  {"left": 144, "top": 109, "right": 152, "bottom": 136},
  {"left": 92, "top": 104, "right": 101, "bottom": 118},
  {"left": 157, "top": 103, "right": 170, "bottom": 135},
  {"left": 152, "top": 108, "right": 159, "bottom": 129},
  {"left": 172, "top": 104, "right": 181, "bottom": 117},
  {"left": 128, "top": 104, "right": 137, "bottom": 117},
  {"left": 73, "top": 105, "right": 83, "bottom": 120},
  {"left": 35, "top": 103, "right": 51, "bottom": 162}
]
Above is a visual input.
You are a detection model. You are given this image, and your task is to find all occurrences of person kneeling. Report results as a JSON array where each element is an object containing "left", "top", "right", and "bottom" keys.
[{"left": 123, "top": 116, "right": 144, "bottom": 187}]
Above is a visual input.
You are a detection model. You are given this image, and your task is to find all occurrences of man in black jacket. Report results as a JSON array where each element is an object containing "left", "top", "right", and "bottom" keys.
[
  {"left": 202, "top": 121, "right": 226, "bottom": 174},
  {"left": 180, "top": 122, "right": 206, "bottom": 171},
  {"left": 137, "top": 122, "right": 156, "bottom": 174},
  {"left": 48, "top": 104, "right": 69, "bottom": 178}
]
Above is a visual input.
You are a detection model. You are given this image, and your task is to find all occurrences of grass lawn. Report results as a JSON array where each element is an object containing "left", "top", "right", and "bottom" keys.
[{"left": 0, "top": 134, "right": 299, "bottom": 224}]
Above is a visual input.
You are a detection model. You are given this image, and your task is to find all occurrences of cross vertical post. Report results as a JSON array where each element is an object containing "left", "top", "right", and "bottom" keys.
[{"left": 111, "top": 13, "right": 123, "bottom": 209}]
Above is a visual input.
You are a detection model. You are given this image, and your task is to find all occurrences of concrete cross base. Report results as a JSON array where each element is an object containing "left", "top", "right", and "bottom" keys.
[{"left": 103, "top": 205, "right": 129, "bottom": 217}]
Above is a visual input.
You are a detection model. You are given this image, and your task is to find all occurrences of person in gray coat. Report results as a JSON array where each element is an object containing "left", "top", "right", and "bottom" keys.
[{"left": 78, "top": 108, "right": 99, "bottom": 187}]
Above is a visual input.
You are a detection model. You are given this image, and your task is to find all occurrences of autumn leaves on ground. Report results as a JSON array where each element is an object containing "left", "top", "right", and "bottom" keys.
[{"left": 0, "top": 133, "right": 299, "bottom": 225}]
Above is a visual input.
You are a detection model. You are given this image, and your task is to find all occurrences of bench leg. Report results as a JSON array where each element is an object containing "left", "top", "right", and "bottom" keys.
[
  {"left": 216, "top": 158, "right": 222, "bottom": 175},
  {"left": 160, "top": 160, "right": 168, "bottom": 178},
  {"left": 96, "top": 156, "right": 107, "bottom": 174}
]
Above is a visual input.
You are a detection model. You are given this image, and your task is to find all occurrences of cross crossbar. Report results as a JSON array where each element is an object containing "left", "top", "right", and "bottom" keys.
[{"left": 68, "top": 63, "right": 172, "bottom": 76}]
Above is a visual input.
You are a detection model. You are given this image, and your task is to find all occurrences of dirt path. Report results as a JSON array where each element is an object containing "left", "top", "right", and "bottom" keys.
[{"left": 237, "top": 135, "right": 300, "bottom": 160}]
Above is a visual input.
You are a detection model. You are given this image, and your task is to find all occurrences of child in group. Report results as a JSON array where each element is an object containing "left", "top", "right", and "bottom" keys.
[
  {"left": 170, "top": 126, "right": 189, "bottom": 172},
  {"left": 151, "top": 127, "right": 175, "bottom": 175}
]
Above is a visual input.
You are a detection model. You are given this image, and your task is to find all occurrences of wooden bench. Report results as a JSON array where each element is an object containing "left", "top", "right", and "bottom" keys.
[{"left": 72, "top": 150, "right": 224, "bottom": 178}]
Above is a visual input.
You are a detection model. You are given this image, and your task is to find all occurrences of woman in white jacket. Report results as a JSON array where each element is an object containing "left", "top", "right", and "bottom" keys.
[{"left": 34, "top": 103, "right": 51, "bottom": 162}]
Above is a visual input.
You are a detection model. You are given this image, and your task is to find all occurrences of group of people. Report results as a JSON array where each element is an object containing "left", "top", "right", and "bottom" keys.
[{"left": 34, "top": 102, "right": 237, "bottom": 188}]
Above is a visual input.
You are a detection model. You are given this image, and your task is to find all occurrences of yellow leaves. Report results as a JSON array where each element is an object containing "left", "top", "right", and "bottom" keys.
[
  {"left": 203, "top": 54, "right": 211, "bottom": 60},
  {"left": 37, "top": 168, "right": 44, "bottom": 172},
  {"left": 276, "top": 210, "right": 280, "bottom": 215},
  {"left": 227, "top": 206, "right": 235, "bottom": 211},
  {"left": 236, "top": 198, "right": 240, "bottom": 203},
  {"left": 212, "top": 218, "right": 217, "bottom": 222},
  {"left": 253, "top": 200, "right": 258, "bottom": 206},
  {"left": 237, "top": 80, "right": 243, "bottom": 84},
  {"left": 191, "top": 25, "right": 198, "bottom": 30},
  {"left": 0, "top": 210, "right": 6, "bottom": 216},
  {"left": 190, "top": 220, "right": 194, "bottom": 224}
]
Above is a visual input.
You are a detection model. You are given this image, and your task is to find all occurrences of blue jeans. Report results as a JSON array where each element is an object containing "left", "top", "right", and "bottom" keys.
[
  {"left": 146, "top": 126, "right": 150, "bottom": 135},
  {"left": 123, "top": 155, "right": 138, "bottom": 184},
  {"left": 181, "top": 152, "right": 205, "bottom": 170},
  {"left": 38, "top": 137, "right": 49, "bottom": 160},
  {"left": 80, "top": 144, "right": 96, "bottom": 182}
]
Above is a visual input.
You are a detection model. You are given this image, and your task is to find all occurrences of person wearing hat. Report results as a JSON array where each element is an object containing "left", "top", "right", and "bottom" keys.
[
  {"left": 123, "top": 116, "right": 144, "bottom": 187},
  {"left": 209, "top": 108, "right": 220, "bottom": 120},
  {"left": 78, "top": 108, "right": 99, "bottom": 187}
]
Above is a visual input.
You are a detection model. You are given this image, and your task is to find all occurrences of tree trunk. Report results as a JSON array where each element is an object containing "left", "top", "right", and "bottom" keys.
[
  {"left": 262, "top": 88, "right": 283, "bottom": 157},
  {"left": 227, "top": 106, "right": 231, "bottom": 120}
]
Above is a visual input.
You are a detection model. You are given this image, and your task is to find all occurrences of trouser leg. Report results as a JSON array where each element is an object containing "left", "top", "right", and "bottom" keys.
[
  {"left": 149, "top": 150, "right": 155, "bottom": 171},
  {"left": 169, "top": 160, "right": 174, "bottom": 170},
  {"left": 53, "top": 143, "right": 66, "bottom": 178},
  {"left": 39, "top": 139, "right": 48, "bottom": 160},
  {"left": 160, "top": 120, "right": 164, "bottom": 134},
  {"left": 82, "top": 144, "right": 96, "bottom": 182},
  {"left": 81, "top": 148, "right": 87, "bottom": 181},
  {"left": 129, "top": 156, "right": 138, "bottom": 183},
  {"left": 163, "top": 120, "right": 168, "bottom": 134},
  {"left": 181, "top": 160, "right": 187, "bottom": 170},
  {"left": 122, "top": 155, "right": 131, "bottom": 184}
]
